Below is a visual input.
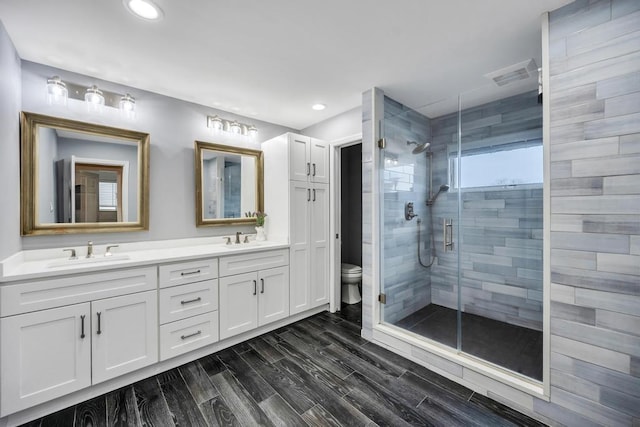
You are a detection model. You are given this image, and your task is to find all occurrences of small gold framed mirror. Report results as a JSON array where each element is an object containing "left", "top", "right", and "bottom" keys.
[
  {"left": 195, "top": 141, "right": 263, "bottom": 227},
  {"left": 20, "top": 112, "right": 150, "bottom": 235}
]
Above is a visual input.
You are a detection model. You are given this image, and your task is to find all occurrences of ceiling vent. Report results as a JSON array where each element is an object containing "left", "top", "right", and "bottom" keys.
[{"left": 484, "top": 59, "right": 538, "bottom": 87}]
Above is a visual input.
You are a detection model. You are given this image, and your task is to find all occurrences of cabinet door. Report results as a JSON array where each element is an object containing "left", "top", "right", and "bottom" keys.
[
  {"left": 289, "top": 134, "right": 311, "bottom": 182},
  {"left": 219, "top": 272, "right": 258, "bottom": 340},
  {"left": 310, "top": 183, "right": 330, "bottom": 307},
  {"left": 258, "top": 266, "right": 290, "bottom": 327},
  {"left": 310, "top": 138, "right": 329, "bottom": 184},
  {"left": 290, "top": 181, "right": 311, "bottom": 315},
  {"left": 92, "top": 290, "right": 158, "bottom": 384},
  {"left": 1, "top": 303, "right": 91, "bottom": 415}
]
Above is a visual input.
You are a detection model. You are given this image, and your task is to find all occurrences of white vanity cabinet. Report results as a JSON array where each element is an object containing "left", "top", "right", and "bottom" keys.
[
  {"left": 0, "top": 267, "right": 158, "bottom": 416},
  {"left": 158, "top": 259, "right": 219, "bottom": 361},
  {"left": 289, "top": 133, "right": 329, "bottom": 184},
  {"left": 218, "top": 249, "right": 289, "bottom": 340},
  {"left": 263, "top": 133, "right": 330, "bottom": 315}
]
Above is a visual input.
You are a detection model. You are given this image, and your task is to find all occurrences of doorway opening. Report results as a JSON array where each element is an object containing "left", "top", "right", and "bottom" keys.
[{"left": 338, "top": 142, "right": 362, "bottom": 325}]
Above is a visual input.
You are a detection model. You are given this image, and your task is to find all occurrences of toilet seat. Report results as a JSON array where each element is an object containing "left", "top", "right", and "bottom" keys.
[{"left": 341, "top": 263, "right": 362, "bottom": 304}]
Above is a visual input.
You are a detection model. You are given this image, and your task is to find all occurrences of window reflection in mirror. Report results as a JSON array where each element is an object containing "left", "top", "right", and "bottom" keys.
[
  {"left": 195, "top": 141, "right": 263, "bottom": 227},
  {"left": 21, "top": 112, "right": 150, "bottom": 235}
]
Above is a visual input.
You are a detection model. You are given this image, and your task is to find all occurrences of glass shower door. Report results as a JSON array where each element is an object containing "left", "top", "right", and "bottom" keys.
[
  {"left": 457, "top": 86, "right": 544, "bottom": 381},
  {"left": 379, "top": 97, "right": 460, "bottom": 351}
]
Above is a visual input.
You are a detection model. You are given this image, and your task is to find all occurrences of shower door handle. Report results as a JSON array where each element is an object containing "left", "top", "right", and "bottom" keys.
[{"left": 443, "top": 218, "right": 454, "bottom": 252}]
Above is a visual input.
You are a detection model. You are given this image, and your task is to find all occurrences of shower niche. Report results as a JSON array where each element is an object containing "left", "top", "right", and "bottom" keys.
[{"left": 379, "top": 87, "right": 543, "bottom": 381}]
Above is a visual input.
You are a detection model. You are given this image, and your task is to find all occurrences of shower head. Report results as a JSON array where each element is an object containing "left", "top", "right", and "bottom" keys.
[
  {"left": 407, "top": 140, "right": 431, "bottom": 154},
  {"left": 427, "top": 184, "right": 450, "bottom": 206}
]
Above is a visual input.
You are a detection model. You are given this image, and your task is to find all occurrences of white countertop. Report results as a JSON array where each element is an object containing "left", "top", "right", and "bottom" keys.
[{"left": 0, "top": 237, "right": 289, "bottom": 282}]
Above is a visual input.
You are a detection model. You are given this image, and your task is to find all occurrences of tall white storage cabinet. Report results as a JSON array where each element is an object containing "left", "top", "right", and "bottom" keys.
[{"left": 263, "top": 133, "right": 330, "bottom": 315}]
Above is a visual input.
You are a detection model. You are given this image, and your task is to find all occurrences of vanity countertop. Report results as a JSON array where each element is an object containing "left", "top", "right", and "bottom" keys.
[{"left": 0, "top": 237, "right": 289, "bottom": 282}]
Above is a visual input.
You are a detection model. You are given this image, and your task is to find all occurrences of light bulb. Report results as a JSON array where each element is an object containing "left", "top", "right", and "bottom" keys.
[
  {"left": 46, "top": 76, "right": 68, "bottom": 106},
  {"left": 85, "top": 85, "right": 105, "bottom": 113},
  {"left": 120, "top": 93, "right": 136, "bottom": 119},
  {"left": 208, "top": 116, "right": 223, "bottom": 131}
]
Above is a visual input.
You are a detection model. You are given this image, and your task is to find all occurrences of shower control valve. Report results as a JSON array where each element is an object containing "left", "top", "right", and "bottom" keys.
[{"left": 405, "top": 202, "right": 417, "bottom": 221}]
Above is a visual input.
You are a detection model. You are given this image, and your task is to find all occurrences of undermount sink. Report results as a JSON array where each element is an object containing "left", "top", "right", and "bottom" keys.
[
  {"left": 224, "top": 241, "right": 264, "bottom": 250},
  {"left": 47, "top": 254, "right": 130, "bottom": 269}
]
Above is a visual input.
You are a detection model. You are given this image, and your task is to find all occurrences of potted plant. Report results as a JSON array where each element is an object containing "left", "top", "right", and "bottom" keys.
[{"left": 246, "top": 211, "right": 267, "bottom": 241}]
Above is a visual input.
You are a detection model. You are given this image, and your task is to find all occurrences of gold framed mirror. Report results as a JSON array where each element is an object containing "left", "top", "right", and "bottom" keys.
[
  {"left": 20, "top": 112, "right": 150, "bottom": 235},
  {"left": 195, "top": 141, "right": 263, "bottom": 227}
]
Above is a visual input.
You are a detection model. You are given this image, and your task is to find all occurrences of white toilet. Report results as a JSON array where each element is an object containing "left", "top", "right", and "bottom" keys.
[{"left": 341, "top": 263, "right": 362, "bottom": 304}]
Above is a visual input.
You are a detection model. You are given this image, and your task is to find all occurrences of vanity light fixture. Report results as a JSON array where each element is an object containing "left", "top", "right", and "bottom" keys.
[
  {"left": 44, "top": 76, "right": 139, "bottom": 118},
  {"left": 312, "top": 103, "right": 326, "bottom": 111},
  {"left": 85, "top": 85, "right": 105, "bottom": 113},
  {"left": 119, "top": 93, "right": 136, "bottom": 119},
  {"left": 206, "top": 115, "right": 258, "bottom": 139},
  {"left": 229, "top": 120, "right": 242, "bottom": 134},
  {"left": 123, "top": 0, "right": 164, "bottom": 21},
  {"left": 46, "top": 76, "right": 68, "bottom": 106}
]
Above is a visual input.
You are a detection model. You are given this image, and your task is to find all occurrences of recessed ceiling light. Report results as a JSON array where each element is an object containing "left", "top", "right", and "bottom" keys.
[
  {"left": 312, "top": 103, "right": 326, "bottom": 111},
  {"left": 123, "top": 0, "right": 164, "bottom": 20}
]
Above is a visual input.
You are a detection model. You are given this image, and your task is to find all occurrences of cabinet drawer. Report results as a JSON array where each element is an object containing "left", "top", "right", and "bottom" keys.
[
  {"left": 159, "top": 258, "right": 218, "bottom": 288},
  {"left": 0, "top": 267, "right": 157, "bottom": 317},
  {"left": 159, "top": 279, "right": 218, "bottom": 324},
  {"left": 159, "top": 311, "right": 219, "bottom": 361},
  {"left": 219, "top": 249, "right": 289, "bottom": 277}
]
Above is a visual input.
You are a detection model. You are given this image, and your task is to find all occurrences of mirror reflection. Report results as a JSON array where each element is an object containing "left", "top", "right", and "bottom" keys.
[
  {"left": 21, "top": 112, "right": 150, "bottom": 235},
  {"left": 195, "top": 141, "right": 263, "bottom": 226},
  {"left": 38, "top": 128, "right": 138, "bottom": 224}
]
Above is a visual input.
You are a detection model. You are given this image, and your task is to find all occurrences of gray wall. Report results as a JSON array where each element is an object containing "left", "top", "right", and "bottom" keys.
[
  {"left": 544, "top": 0, "right": 640, "bottom": 424},
  {"left": 0, "top": 21, "right": 21, "bottom": 260},
  {"left": 380, "top": 96, "right": 431, "bottom": 324},
  {"left": 37, "top": 127, "right": 57, "bottom": 224},
  {"left": 428, "top": 91, "right": 544, "bottom": 331},
  {"left": 9, "top": 60, "right": 294, "bottom": 251}
]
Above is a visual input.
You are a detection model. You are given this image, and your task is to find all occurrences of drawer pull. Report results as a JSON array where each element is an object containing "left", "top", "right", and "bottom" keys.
[
  {"left": 260, "top": 278, "right": 265, "bottom": 294},
  {"left": 253, "top": 280, "right": 257, "bottom": 296},
  {"left": 180, "top": 297, "right": 202, "bottom": 305},
  {"left": 180, "top": 269, "right": 201, "bottom": 276},
  {"left": 312, "top": 163, "right": 316, "bottom": 176},
  {"left": 306, "top": 162, "right": 310, "bottom": 176},
  {"left": 180, "top": 330, "right": 202, "bottom": 340},
  {"left": 80, "top": 315, "right": 86, "bottom": 339},
  {"left": 96, "top": 312, "right": 102, "bottom": 335}
]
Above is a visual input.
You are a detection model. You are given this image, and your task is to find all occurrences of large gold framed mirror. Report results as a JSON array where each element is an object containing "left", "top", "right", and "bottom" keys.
[
  {"left": 195, "top": 141, "right": 263, "bottom": 227},
  {"left": 20, "top": 112, "right": 150, "bottom": 235}
]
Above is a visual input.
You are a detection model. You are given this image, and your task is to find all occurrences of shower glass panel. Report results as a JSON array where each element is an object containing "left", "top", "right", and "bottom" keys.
[
  {"left": 379, "top": 96, "right": 460, "bottom": 350},
  {"left": 379, "top": 85, "right": 543, "bottom": 382},
  {"left": 458, "top": 85, "right": 543, "bottom": 380}
]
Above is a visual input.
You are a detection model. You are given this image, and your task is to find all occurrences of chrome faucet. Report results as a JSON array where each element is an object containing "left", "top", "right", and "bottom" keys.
[
  {"left": 86, "top": 241, "right": 94, "bottom": 258},
  {"left": 235, "top": 231, "right": 242, "bottom": 244}
]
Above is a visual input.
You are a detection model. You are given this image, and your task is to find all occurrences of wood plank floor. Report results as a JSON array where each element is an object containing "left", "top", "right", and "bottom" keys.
[{"left": 22, "top": 309, "right": 547, "bottom": 426}]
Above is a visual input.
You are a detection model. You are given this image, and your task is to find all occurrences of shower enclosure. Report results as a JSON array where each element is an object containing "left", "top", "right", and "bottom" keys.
[{"left": 379, "top": 85, "right": 544, "bottom": 381}]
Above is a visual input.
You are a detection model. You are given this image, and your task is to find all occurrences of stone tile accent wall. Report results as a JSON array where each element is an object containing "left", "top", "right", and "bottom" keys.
[
  {"left": 428, "top": 91, "right": 544, "bottom": 331},
  {"left": 547, "top": 0, "right": 640, "bottom": 424}
]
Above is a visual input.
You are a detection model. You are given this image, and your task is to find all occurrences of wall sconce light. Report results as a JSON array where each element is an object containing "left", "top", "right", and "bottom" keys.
[
  {"left": 207, "top": 115, "right": 258, "bottom": 139},
  {"left": 45, "top": 76, "right": 137, "bottom": 119},
  {"left": 46, "top": 76, "right": 68, "bottom": 106},
  {"left": 119, "top": 93, "right": 136, "bottom": 119},
  {"left": 85, "top": 85, "right": 105, "bottom": 112}
]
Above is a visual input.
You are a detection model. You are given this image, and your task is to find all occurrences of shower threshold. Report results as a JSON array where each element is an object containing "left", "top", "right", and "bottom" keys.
[{"left": 395, "top": 304, "right": 542, "bottom": 381}]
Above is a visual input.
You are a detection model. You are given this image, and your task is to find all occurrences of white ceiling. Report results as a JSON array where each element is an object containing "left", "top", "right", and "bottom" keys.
[{"left": 0, "top": 0, "right": 572, "bottom": 129}]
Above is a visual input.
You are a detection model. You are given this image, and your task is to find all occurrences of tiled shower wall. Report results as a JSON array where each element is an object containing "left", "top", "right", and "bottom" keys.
[
  {"left": 429, "top": 91, "right": 544, "bottom": 331},
  {"left": 381, "top": 96, "right": 431, "bottom": 324}
]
